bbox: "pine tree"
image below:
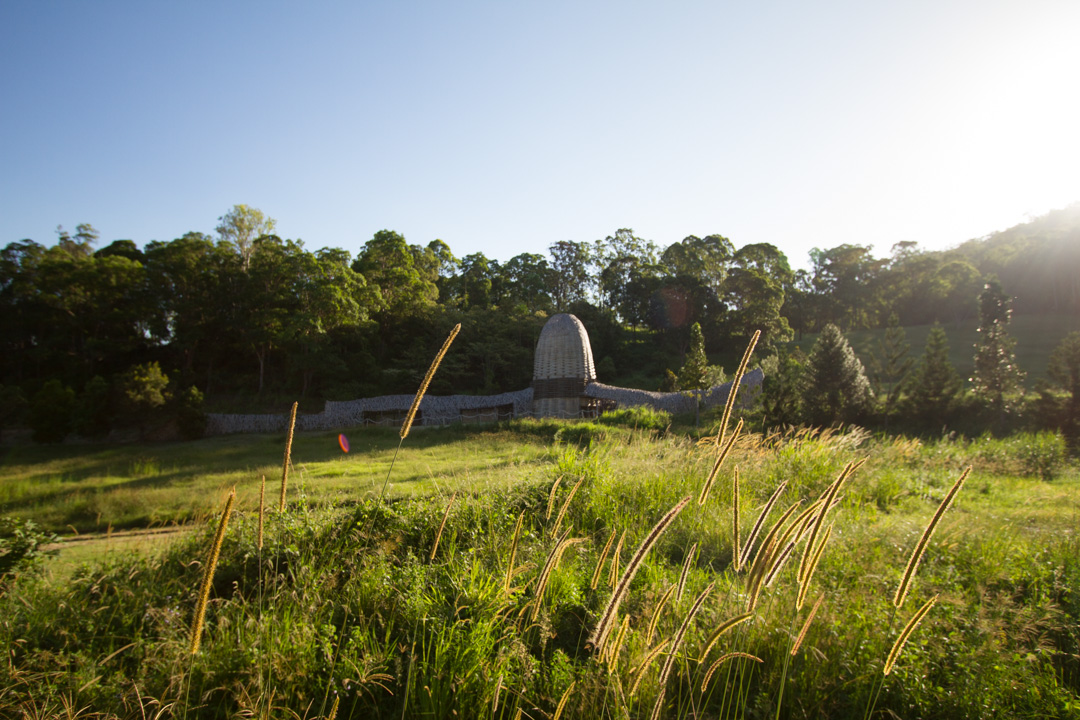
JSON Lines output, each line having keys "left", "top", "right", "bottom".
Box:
{"left": 971, "top": 278, "right": 1025, "bottom": 417}
{"left": 677, "top": 322, "right": 709, "bottom": 392}
{"left": 1047, "top": 331, "right": 1080, "bottom": 443}
{"left": 868, "top": 313, "right": 913, "bottom": 417}
{"left": 904, "top": 323, "right": 963, "bottom": 423}
{"left": 804, "top": 323, "right": 873, "bottom": 426}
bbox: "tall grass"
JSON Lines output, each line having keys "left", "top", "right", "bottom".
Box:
{"left": 0, "top": 420, "right": 1077, "bottom": 718}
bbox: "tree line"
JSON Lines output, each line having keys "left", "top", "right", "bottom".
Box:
{"left": 2, "top": 203, "right": 1078, "bottom": 443}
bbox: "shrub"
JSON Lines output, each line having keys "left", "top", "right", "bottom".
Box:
{"left": 0, "top": 517, "right": 57, "bottom": 592}
{"left": 27, "top": 379, "right": 76, "bottom": 443}
{"left": 597, "top": 405, "right": 671, "bottom": 432}
{"left": 73, "top": 375, "right": 114, "bottom": 439}
{"left": 175, "top": 385, "right": 208, "bottom": 440}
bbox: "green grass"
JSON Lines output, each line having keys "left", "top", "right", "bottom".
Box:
{"left": 0, "top": 422, "right": 556, "bottom": 533}
{"left": 1, "top": 421, "right": 1078, "bottom": 718}
{"left": 790, "top": 313, "right": 1080, "bottom": 388}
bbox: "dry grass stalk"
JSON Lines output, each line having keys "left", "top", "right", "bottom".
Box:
{"left": 552, "top": 681, "right": 575, "bottom": 720}
{"left": 650, "top": 583, "right": 714, "bottom": 720}
{"left": 629, "top": 639, "right": 669, "bottom": 696}
{"left": 589, "top": 497, "right": 691, "bottom": 654}
{"left": 797, "top": 524, "right": 833, "bottom": 611}
{"left": 491, "top": 674, "right": 503, "bottom": 717}
{"left": 698, "top": 419, "right": 743, "bottom": 505}
{"left": 550, "top": 478, "right": 583, "bottom": 539}
{"left": 701, "top": 652, "right": 763, "bottom": 693}
{"left": 762, "top": 500, "right": 810, "bottom": 587}
{"left": 606, "top": 615, "right": 631, "bottom": 671}
{"left": 739, "top": 482, "right": 789, "bottom": 569}
{"left": 646, "top": 584, "right": 677, "bottom": 645}
{"left": 698, "top": 611, "right": 754, "bottom": 660}
{"left": 429, "top": 492, "right": 457, "bottom": 562}
{"left": 608, "top": 529, "right": 626, "bottom": 589}
{"left": 504, "top": 511, "right": 525, "bottom": 594}
{"left": 791, "top": 594, "right": 824, "bottom": 656}
{"left": 546, "top": 476, "right": 563, "bottom": 520}
{"left": 531, "top": 530, "right": 583, "bottom": 622}
{"left": 400, "top": 323, "right": 461, "bottom": 440}
{"left": 257, "top": 475, "right": 265, "bottom": 550}
{"left": 327, "top": 695, "right": 339, "bottom": 720}
{"left": 189, "top": 488, "right": 235, "bottom": 655}
{"left": 590, "top": 527, "right": 617, "bottom": 590}
{"left": 676, "top": 543, "right": 697, "bottom": 602}
{"left": 278, "top": 401, "right": 298, "bottom": 512}
{"left": 745, "top": 536, "right": 775, "bottom": 612}
{"left": 763, "top": 540, "right": 797, "bottom": 588}
{"left": 732, "top": 466, "right": 741, "bottom": 570}
{"left": 799, "top": 461, "right": 859, "bottom": 584}
{"left": 715, "top": 330, "right": 760, "bottom": 448}
{"left": 746, "top": 498, "right": 801, "bottom": 579}
{"left": 884, "top": 594, "right": 938, "bottom": 675}
{"left": 894, "top": 467, "right": 971, "bottom": 609}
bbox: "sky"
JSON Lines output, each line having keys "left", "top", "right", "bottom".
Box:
{"left": 2, "top": 1, "right": 1078, "bottom": 270}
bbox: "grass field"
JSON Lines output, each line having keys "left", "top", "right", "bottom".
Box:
{"left": 788, "top": 313, "right": 1080, "bottom": 388}
{"left": 1, "top": 417, "right": 1079, "bottom": 718}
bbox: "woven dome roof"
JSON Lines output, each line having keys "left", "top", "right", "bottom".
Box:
{"left": 533, "top": 313, "right": 596, "bottom": 383}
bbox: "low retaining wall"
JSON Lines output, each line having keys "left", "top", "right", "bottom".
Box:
{"left": 204, "top": 369, "right": 764, "bottom": 436}
{"left": 586, "top": 368, "right": 764, "bottom": 415}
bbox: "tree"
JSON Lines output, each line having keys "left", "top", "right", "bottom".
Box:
{"left": 352, "top": 230, "right": 436, "bottom": 319}
{"left": 660, "top": 234, "right": 734, "bottom": 295}
{"left": 809, "top": 244, "right": 884, "bottom": 330}
{"left": 27, "top": 380, "right": 76, "bottom": 443}
{"left": 595, "top": 229, "right": 660, "bottom": 322}
{"left": 674, "top": 322, "right": 724, "bottom": 426}
{"left": 547, "top": 240, "right": 593, "bottom": 310}
{"left": 459, "top": 253, "right": 494, "bottom": 310}
{"left": 971, "top": 278, "right": 1025, "bottom": 417}
{"left": 903, "top": 323, "right": 963, "bottom": 424}
{"left": 724, "top": 243, "right": 795, "bottom": 351}
{"left": 803, "top": 324, "right": 874, "bottom": 426}
{"left": 500, "top": 253, "right": 553, "bottom": 313}
{"left": 758, "top": 349, "right": 806, "bottom": 428}
{"left": 1047, "top": 331, "right": 1080, "bottom": 442}
{"left": 119, "top": 362, "right": 170, "bottom": 438}
{"left": 73, "top": 375, "right": 113, "bottom": 439}
{"left": 867, "top": 314, "right": 914, "bottom": 417}
{"left": 215, "top": 204, "right": 277, "bottom": 271}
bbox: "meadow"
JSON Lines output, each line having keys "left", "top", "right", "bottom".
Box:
{"left": 1, "top": 410, "right": 1078, "bottom": 719}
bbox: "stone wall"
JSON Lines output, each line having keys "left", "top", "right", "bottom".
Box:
{"left": 586, "top": 368, "right": 764, "bottom": 415}
{"left": 206, "top": 388, "right": 534, "bottom": 436}
{"left": 204, "top": 369, "right": 763, "bottom": 436}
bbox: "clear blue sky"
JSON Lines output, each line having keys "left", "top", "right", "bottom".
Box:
{"left": 2, "top": 1, "right": 1077, "bottom": 269}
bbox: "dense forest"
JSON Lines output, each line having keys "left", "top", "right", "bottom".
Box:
{"left": 2, "top": 203, "right": 1079, "bottom": 443}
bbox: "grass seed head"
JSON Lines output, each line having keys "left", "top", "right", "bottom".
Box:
{"left": 190, "top": 487, "right": 235, "bottom": 655}
{"left": 401, "top": 323, "right": 460, "bottom": 440}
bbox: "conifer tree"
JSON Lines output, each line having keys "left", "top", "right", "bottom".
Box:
{"left": 971, "top": 278, "right": 1025, "bottom": 416}
{"left": 868, "top": 313, "right": 913, "bottom": 417}
{"left": 1047, "top": 331, "right": 1080, "bottom": 442}
{"left": 804, "top": 323, "right": 873, "bottom": 426}
{"left": 904, "top": 323, "right": 963, "bottom": 423}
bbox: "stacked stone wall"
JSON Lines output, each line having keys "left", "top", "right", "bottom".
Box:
{"left": 204, "top": 369, "right": 763, "bottom": 436}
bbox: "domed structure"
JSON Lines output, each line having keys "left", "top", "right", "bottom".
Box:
{"left": 532, "top": 313, "right": 598, "bottom": 418}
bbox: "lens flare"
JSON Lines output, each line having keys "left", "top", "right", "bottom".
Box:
{"left": 338, "top": 433, "right": 350, "bottom": 453}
